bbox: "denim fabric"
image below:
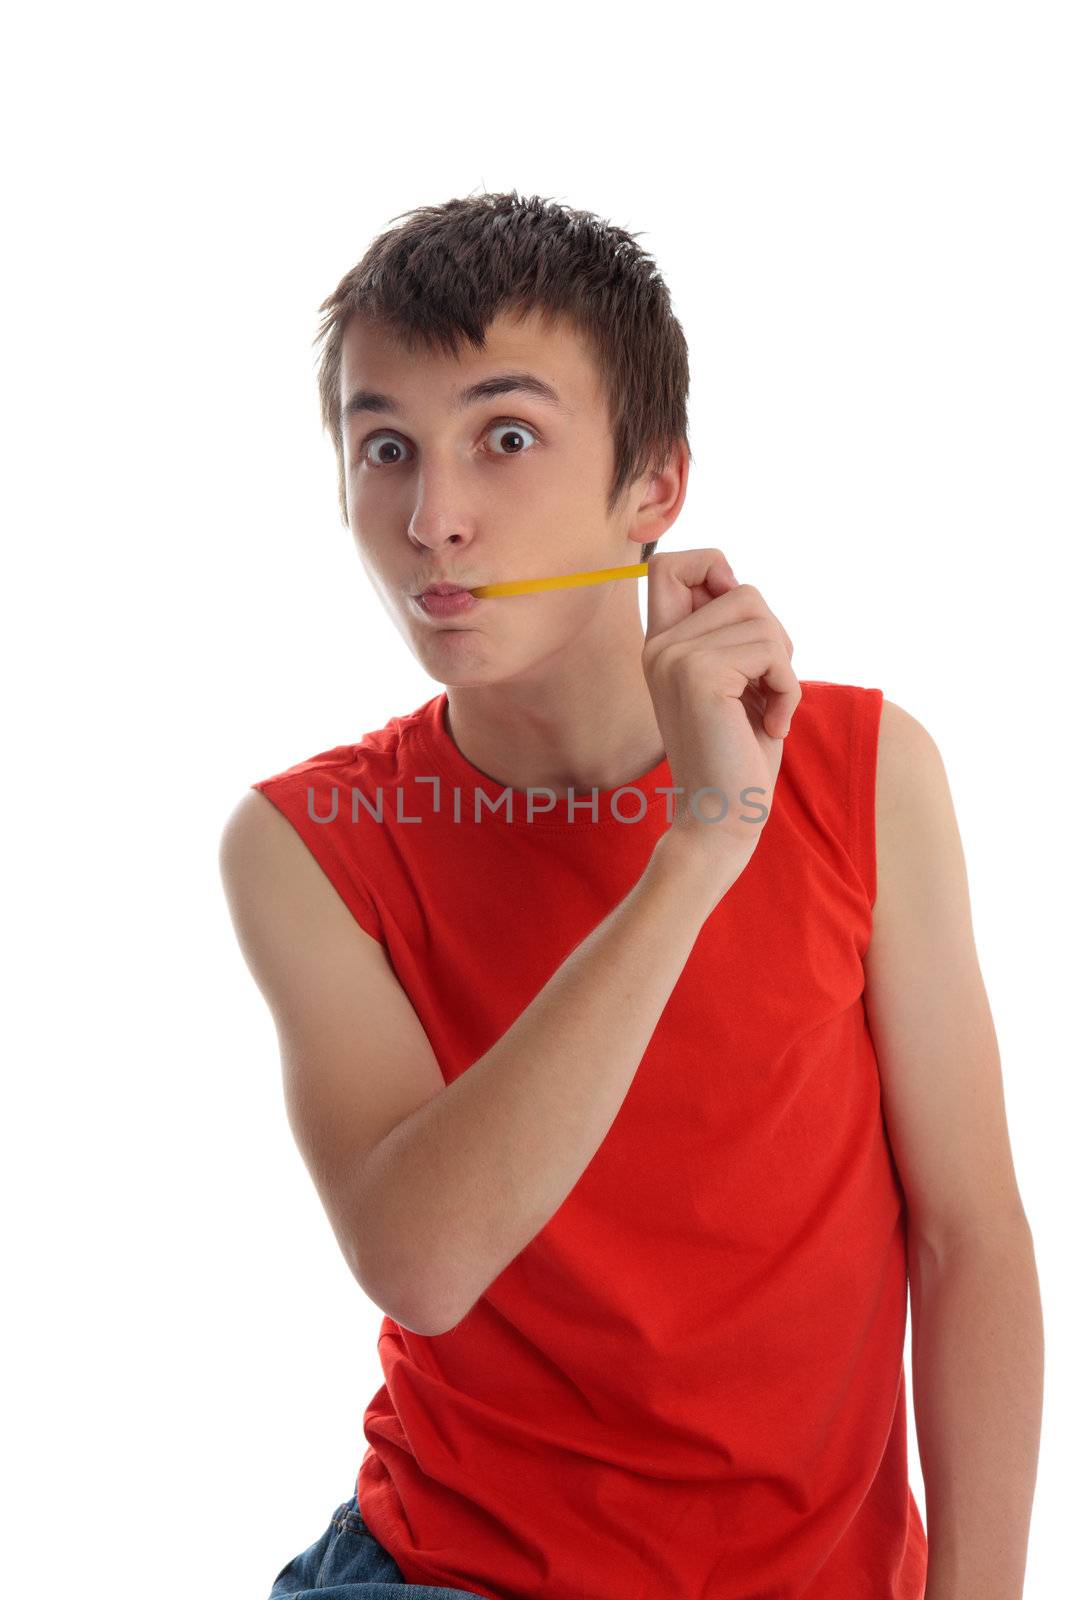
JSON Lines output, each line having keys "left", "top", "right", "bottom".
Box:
{"left": 267, "top": 1482, "right": 486, "bottom": 1598}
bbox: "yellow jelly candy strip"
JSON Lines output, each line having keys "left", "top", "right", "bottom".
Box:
{"left": 470, "top": 562, "right": 649, "bottom": 598}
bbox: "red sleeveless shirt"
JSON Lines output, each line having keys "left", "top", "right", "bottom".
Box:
{"left": 251, "top": 679, "right": 928, "bottom": 1600}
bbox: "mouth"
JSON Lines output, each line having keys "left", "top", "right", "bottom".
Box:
{"left": 411, "top": 584, "right": 483, "bottom": 619}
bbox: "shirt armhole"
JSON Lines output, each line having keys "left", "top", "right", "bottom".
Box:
{"left": 848, "top": 686, "right": 884, "bottom": 914}
{"left": 249, "top": 776, "right": 386, "bottom": 945}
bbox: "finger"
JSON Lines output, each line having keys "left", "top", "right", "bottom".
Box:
{"left": 645, "top": 548, "right": 738, "bottom": 642}
{"left": 676, "top": 632, "right": 801, "bottom": 737}
{"left": 757, "top": 654, "right": 803, "bottom": 736}
{"left": 647, "top": 582, "right": 790, "bottom": 658}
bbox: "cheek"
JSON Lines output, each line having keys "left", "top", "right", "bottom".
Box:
{"left": 514, "top": 594, "right": 599, "bottom": 639}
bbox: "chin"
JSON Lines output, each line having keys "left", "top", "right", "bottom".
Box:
{"left": 425, "top": 651, "right": 546, "bottom": 694}
{"left": 410, "top": 633, "right": 500, "bottom": 683}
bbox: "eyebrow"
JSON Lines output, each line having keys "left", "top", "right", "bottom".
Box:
{"left": 341, "top": 370, "right": 568, "bottom": 426}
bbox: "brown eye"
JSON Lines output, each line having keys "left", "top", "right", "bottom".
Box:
{"left": 365, "top": 435, "right": 409, "bottom": 467}
{"left": 487, "top": 422, "right": 536, "bottom": 455}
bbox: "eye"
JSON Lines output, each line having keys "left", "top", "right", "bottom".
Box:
{"left": 485, "top": 420, "right": 537, "bottom": 456}
{"left": 364, "top": 434, "right": 410, "bottom": 468}
{"left": 361, "top": 419, "right": 538, "bottom": 469}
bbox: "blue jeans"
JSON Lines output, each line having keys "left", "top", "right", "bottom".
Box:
{"left": 267, "top": 1481, "right": 487, "bottom": 1598}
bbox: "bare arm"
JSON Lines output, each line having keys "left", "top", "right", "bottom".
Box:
{"left": 863, "top": 700, "right": 1043, "bottom": 1597}
{"left": 220, "top": 790, "right": 742, "bottom": 1337}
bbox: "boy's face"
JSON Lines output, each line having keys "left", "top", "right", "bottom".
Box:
{"left": 338, "top": 304, "right": 684, "bottom": 686}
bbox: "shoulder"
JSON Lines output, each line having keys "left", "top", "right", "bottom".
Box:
{"left": 794, "top": 676, "right": 881, "bottom": 732}
{"left": 217, "top": 705, "right": 431, "bottom": 946}
{"left": 784, "top": 685, "right": 938, "bottom": 903}
{"left": 866, "top": 696, "right": 967, "bottom": 936}
{"left": 877, "top": 696, "right": 941, "bottom": 765}
{"left": 786, "top": 679, "right": 882, "bottom": 792}
{"left": 217, "top": 787, "right": 317, "bottom": 910}
{"left": 872, "top": 698, "right": 952, "bottom": 861}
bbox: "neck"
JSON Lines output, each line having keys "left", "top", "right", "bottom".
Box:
{"left": 442, "top": 604, "right": 665, "bottom": 798}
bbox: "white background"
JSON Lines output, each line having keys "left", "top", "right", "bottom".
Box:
{"left": 4, "top": 3, "right": 1062, "bottom": 1594}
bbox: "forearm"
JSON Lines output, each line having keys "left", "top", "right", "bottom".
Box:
{"left": 909, "top": 1220, "right": 1043, "bottom": 1600}
{"left": 353, "top": 831, "right": 745, "bottom": 1335}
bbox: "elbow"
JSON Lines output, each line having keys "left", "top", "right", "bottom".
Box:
{"left": 340, "top": 1225, "right": 466, "bottom": 1339}
{"left": 363, "top": 1276, "right": 467, "bottom": 1339}
{"left": 907, "top": 1206, "right": 1036, "bottom": 1273}
{"left": 381, "top": 1270, "right": 473, "bottom": 1338}
{"left": 338, "top": 1145, "right": 476, "bottom": 1339}
{"left": 401, "top": 1304, "right": 467, "bottom": 1338}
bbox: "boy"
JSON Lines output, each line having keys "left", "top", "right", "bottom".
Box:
{"left": 219, "top": 191, "right": 1041, "bottom": 1600}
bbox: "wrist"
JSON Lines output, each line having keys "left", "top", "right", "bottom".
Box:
{"left": 650, "top": 824, "right": 753, "bottom": 896}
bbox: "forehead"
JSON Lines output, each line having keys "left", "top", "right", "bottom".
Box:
{"left": 339, "top": 305, "right": 602, "bottom": 414}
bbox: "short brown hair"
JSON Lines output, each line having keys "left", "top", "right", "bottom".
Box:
{"left": 313, "top": 190, "right": 693, "bottom": 565}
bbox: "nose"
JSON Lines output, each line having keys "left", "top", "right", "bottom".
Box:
{"left": 407, "top": 481, "right": 477, "bottom": 554}
{"left": 408, "top": 523, "right": 469, "bottom": 552}
{"left": 401, "top": 434, "right": 492, "bottom": 565}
